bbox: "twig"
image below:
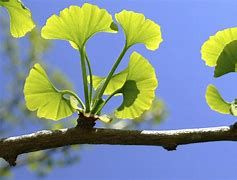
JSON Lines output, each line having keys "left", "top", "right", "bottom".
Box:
{"left": 1, "top": 123, "right": 237, "bottom": 166}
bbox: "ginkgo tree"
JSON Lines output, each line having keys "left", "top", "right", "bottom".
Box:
{"left": 23, "top": 3, "right": 162, "bottom": 126}
{"left": 3, "top": 0, "right": 237, "bottom": 172}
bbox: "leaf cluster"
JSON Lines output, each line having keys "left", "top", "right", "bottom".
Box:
{"left": 2, "top": 2, "right": 163, "bottom": 124}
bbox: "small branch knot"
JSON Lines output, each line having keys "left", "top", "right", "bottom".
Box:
{"left": 76, "top": 113, "right": 98, "bottom": 128}
{"left": 3, "top": 155, "right": 17, "bottom": 166}
{"left": 163, "top": 144, "right": 177, "bottom": 151}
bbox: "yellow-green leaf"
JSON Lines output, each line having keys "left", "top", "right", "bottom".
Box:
{"left": 115, "top": 10, "right": 163, "bottom": 50}
{"left": 115, "top": 52, "right": 158, "bottom": 119}
{"left": 0, "top": 0, "right": 35, "bottom": 37}
{"left": 205, "top": 84, "right": 231, "bottom": 114}
{"left": 41, "top": 3, "right": 117, "bottom": 50}
{"left": 69, "top": 96, "right": 82, "bottom": 112}
{"left": 24, "top": 63, "right": 76, "bottom": 120}
{"left": 201, "top": 27, "right": 237, "bottom": 67}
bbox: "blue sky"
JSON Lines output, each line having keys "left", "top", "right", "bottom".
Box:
{"left": 2, "top": 0, "right": 237, "bottom": 179}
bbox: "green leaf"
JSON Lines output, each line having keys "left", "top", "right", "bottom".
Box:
{"left": 24, "top": 63, "right": 76, "bottom": 120}
{"left": 115, "top": 52, "right": 158, "bottom": 119}
{"left": 69, "top": 96, "right": 82, "bottom": 112}
{"left": 205, "top": 84, "right": 231, "bottom": 114}
{"left": 41, "top": 3, "right": 117, "bottom": 50}
{"left": 214, "top": 40, "right": 237, "bottom": 77}
{"left": 115, "top": 10, "right": 163, "bottom": 50}
{"left": 201, "top": 28, "right": 237, "bottom": 77}
{"left": 89, "top": 69, "right": 128, "bottom": 95}
{"left": 0, "top": 0, "right": 35, "bottom": 37}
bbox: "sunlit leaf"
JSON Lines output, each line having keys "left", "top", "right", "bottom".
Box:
{"left": 0, "top": 0, "right": 35, "bottom": 37}
{"left": 41, "top": 3, "right": 117, "bottom": 50}
{"left": 24, "top": 63, "right": 76, "bottom": 120}
{"left": 89, "top": 69, "right": 128, "bottom": 95}
{"left": 115, "top": 52, "right": 158, "bottom": 119}
{"left": 201, "top": 28, "right": 237, "bottom": 77}
{"left": 201, "top": 28, "right": 237, "bottom": 67}
{"left": 69, "top": 96, "right": 82, "bottom": 112}
{"left": 115, "top": 10, "right": 162, "bottom": 50}
{"left": 205, "top": 84, "right": 231, "bottom": 114}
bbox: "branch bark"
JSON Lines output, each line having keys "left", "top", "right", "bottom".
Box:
{"left": 1, "top": 124, "right": 237, "bottom": 166}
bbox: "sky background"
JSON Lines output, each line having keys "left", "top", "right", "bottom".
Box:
{"left": 2, "top": 0, "right": 237, "bottom": 179}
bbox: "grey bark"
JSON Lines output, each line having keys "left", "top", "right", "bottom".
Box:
{"left": 1, "top": 123, "right": 237, "bottom": 166}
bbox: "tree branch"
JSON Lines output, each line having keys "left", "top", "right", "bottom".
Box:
{"left": 1, "top": 123, "right": 237, "bottom": 166}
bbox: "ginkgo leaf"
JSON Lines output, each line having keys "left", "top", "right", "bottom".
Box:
{"left": 214, "top": 40, "right": 237, "bottom": 77}
{"left": 115, "top": 52, "right": 158, "bottom": 119}
{"left": 89, "top": 69, "right": 128, "bottom": 95}
{"left": 0, "top": 0, "right": 35, "bottom": 37}
{"left": 41, "top": 3, "right": 117, "bottom": 50}
{"left": 205, "top": 84, "right": 231, "bottom": 114}
{"left": 115, "top": 10, "right": 163, "bottom": 50}
{"left": 201, "top": 28, "right": 237, "bottom": 77}
{"left": 69, "top": 96, "right": 82, "bottom": 112}
{"left": 24, "top": 63, "right": 76, "bottom": 120}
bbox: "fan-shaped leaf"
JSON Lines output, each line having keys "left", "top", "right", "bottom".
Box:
{"left": 24, "top": 64, "right": 76, "bottom": 120}
{"left": 201, "top": 28, "right": 237, "bottom": 77}
{"left": 41, "top": 3, "right": 117, "bottom": 50}
{"left": 69, "top": 96, "right": 82, "bottom": 112}
{"left": 214, "top": 40, "right": 237, "bottom": 77}
{"left": 115, "top": 52, "right": 158, "bottom": 119}
{"left": 201, "top": 28, "right": 237, "bottom": 67}
{"left": 205, "top": 84, "right": 231, "bottom": 114}
{"left": 115, "top": 10, "right": 163, "bottom": 50}
{"left": 0, "top": 0, "right": 35, "bottom": 37}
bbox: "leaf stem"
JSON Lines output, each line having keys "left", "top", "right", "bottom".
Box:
{"left": 79, "top": 47, "right": 90, "bottom": 112}
{"left": 85, "top": 52, "right": 93, "bottom": 106}
{"left": 95, "top": 89, "right": 121, "bottom": 114}
{"left": 61, "top": 90, "right": 85, "bottom": 109}
{"left": 91, "top": 45, "right": 128, "bottom": 114}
